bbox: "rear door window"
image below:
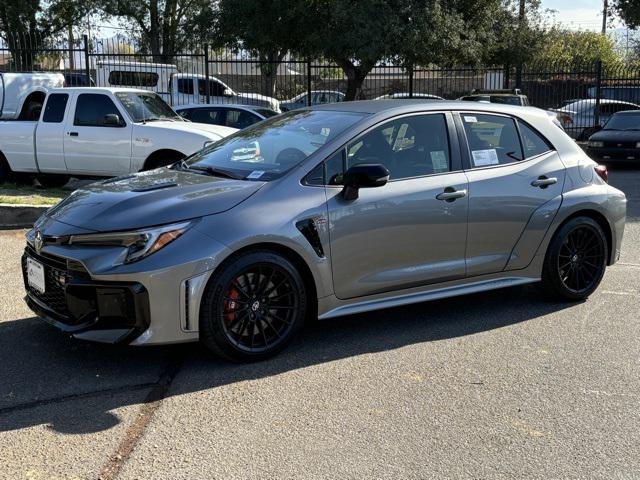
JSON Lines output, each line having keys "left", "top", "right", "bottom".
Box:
{"left": 518, "top": 121, "right": 552, "bottom": 158}
{"left": 190, "top": 108, "right": 224, "bottom": 125}
{"left": 177, "top": 78, "right": 194, "bottom": 95}
{"left": 461, "top": 113, "right": 523, "bottom": 167}
{"left": 42, "top": 93, "right": 68, "bottom": 123}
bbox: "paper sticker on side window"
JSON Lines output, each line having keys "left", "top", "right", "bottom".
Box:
{"left": 464, "top": 116, "right": 478, "bottom": 123}
{"left": 430, "top": 151, "right": 448, "bottom": 172}
{"left": 471, "top": 149, "right": 499, "bottom": 167}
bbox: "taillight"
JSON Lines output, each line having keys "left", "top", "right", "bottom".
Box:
{"left": 595, "top": 164, "right": 608, "bottom": 183}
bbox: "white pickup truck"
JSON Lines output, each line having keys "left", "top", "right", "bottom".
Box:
{"left": 0, "top": 87, "right": 237, "bottom": 186}
{"left": 0, "top": 72, "right": 65, "bottom": 121}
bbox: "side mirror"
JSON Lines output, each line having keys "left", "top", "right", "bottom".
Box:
{"left": 223, "top": 88, "right": 233, "bottom": 97}
{"left": 341, "top": 163, "right": 389, "bottom": 201}
{"left": 104, "top": 113, "right": 122, "bottom": 126}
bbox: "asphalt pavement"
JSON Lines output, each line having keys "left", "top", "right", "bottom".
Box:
{"left": 0, "top": 167, "right": 638, "bottom": 479}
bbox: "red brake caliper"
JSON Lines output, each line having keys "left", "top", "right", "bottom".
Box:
{"left": 224, "top": 286, "right": 241, "bottom": 326}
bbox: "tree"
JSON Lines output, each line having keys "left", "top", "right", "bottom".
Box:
{"left": 101, "top": 0, "right": 216, "bottom": 62}
{"left": 215, "top": 0, "right": 308, "bottom": 98}
{"left": 0, "top": 0, "right": 47, "bottom": 69}
{"left": 613, "top": 0, "right": 640, "bottom": 28}
{"left": 303, "top": 0, "right": 510, "bottom": 100}
{"left": 531, "top": 28, "right": 624, "bottom": 70}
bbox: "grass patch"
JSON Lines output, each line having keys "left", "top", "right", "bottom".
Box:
{"left": 0, "top": 183, "right": 68, "bottom": 206}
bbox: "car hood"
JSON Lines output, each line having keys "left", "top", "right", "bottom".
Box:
{"left": 589, "top": 129, "right": 640, "bottom": 142}
{"left": 44, "top": 169, "right": 264, "bottom": 232}
{"left": 141, "top": 120, "right": 238, "bottom": 139}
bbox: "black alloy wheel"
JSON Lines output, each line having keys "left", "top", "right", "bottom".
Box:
{"left": 542, "top": 217, "right": 607, "bottom": 300}
{"left": 200, "top": 250, "right": 307, "bottom": 361}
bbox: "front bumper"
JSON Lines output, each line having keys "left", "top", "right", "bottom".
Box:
{"left": 22, "top": 245, "right": 151, "bottom": 344}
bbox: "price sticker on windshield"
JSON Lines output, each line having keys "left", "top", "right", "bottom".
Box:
{"left": 247, "top": 170, "right": 265, "bottom": 179}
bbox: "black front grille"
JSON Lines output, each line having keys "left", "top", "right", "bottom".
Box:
{"left": 603, "top": 141, "right": 637, "bottom": 148}
{"left": 21, "top": 246, "right": 89, "bottom": 322}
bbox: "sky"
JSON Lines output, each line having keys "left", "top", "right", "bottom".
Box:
{"left": 541, "top": 0, "right": 615, "bottom": 31}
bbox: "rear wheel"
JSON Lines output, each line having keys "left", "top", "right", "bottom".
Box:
{"left": 36, "top": 174, "right": 70, "bottom": 189}
{"left": 541, "top": 217, "right": 607, "bottom": 300}
{"left": 199, "top": 250, "right": 308, "bottom": 362}
{"left": 0, "top": 155, "right": 12, "bottom": 184}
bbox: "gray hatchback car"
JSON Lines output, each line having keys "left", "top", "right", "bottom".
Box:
{"left": 22, "top": 101, "right": 626, "bottom": 361}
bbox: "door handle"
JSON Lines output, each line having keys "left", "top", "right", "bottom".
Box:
{"left": 67, "top": 132, "right": 79, "bottom": 137}
{"left": 436, "top": 187, "right": 467, "bottom": 202}
{"left": 531, "top": 176, "right": 557, "bottom": 188}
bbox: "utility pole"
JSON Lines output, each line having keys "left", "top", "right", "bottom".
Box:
{"left": 602, "top": 0, "right": 608, "bottom": 35}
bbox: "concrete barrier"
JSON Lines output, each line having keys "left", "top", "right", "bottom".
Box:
{"left": 0, "top": 204, "right": 48, "bottom": 229}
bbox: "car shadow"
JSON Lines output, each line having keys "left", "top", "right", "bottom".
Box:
{"left": 0, "top": 284, "right": 575, "bottom": 434}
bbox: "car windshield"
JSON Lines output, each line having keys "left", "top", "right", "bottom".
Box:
{"left": 115, "top": 92, "right": 182, "bottom": 122}
{"left": 185, "top": 110, "right": 366, "bottom": 181}
{"left": 603, "top": 112, "right": 640, "bottom": 130}
{"left": 489, "top": 96, "right": 521, "bottom": 105}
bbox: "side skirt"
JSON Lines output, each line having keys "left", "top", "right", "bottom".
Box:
{"left": 318, "top": 276, "right": 540, "bottom": 320}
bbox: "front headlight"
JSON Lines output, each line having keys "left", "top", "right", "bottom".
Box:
{"left": 68, "top": 221, "right": 193, "bottom": 263}
{"left": 589, "top": 141, "right": 604, "bottom": 148}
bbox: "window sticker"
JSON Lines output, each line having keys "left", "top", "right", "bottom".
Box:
{"left": 464, "top": 115, "right": 478, "bottom": 123}
{"left": 471, "top": 149, "right": 499, "bottom": 167}
{"left": 430, "top": 151, "right": 448, "bottom": 172}
{"left": 246, "top": 170, "right": 265, "bottom": 179}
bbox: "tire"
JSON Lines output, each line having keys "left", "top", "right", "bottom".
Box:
{"left": 36, "top": 175, "right": 70, "bottom": 189}
{"left": 541, "top": 216, "right": 608, "bottom": 301}
{"left": 199, "top": 250, "right": 308, "bottom": 362}
{"left": 143, "top": 152, "right": 185, "bottom": 171}
{"left": 0, "top": 155, "right": 12, "bottom": 184}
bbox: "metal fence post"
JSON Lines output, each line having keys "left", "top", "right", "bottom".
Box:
{"left": 83, "top": 35, "right": 90, "bottom": 80}
{"left": 306, "top": 59, "right": 312, "bottom": 107}
{"left": 204, "top": 44, "right": 210, "bottom": 104}
{"left": 594, "top": 60, "right": 603, "bottom": 128}
{"left": 408, "top": 65, "right": 414, "bottom": 98}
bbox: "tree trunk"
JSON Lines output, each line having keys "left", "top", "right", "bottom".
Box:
{"left": 336, "top": 59, "right": 371, "bottom": 101}
{"left": 148, "top": 0, "right": 162, "bottom": 61}
{"left": 68, "top": 25, "right": 75, "bottom": 70}
{"left": 259, "top": 50, "right": 286, "bottom": 98}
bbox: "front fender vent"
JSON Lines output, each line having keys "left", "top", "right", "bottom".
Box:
{"left": 296, "top": 218, "right": 325, "bottom": 258}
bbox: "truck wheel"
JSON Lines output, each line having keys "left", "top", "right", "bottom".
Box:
{"left": 0, "top": 155, "right": 13, "bottom": 184}
{"left": 37, "top": 175, "right": 70, "bottom": 189}
{"left": 143, "top": 151, "right": 186, "bottom": 171}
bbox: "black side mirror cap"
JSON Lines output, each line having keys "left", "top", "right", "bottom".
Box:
{"left": 104, "top": 114, "right": 122, "bottom": 126}
{"left": 341, "top": 163, "right": 389, "bottom": 201}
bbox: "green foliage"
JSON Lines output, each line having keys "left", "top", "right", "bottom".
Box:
{"left": 531, "top": 28, "right": 625, "bottom": 70}
{"left": 613, "top": 0, "right": 640, "bottom": 28}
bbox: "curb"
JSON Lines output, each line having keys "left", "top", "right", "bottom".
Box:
{"left": 0, "top": 204, "right": 48, "bottom": 229}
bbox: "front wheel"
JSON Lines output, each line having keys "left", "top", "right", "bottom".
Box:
{"left": 541, "top": 217, "right": 608, "bottom": 301}
{"left": 199, "top": 250, "right": 308, "bottom": 362}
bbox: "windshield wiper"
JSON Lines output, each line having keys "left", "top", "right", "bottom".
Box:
{"left": 187, "top": 165, "right": 242, "bottom": 180}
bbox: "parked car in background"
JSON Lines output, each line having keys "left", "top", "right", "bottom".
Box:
{"left": 0, "top": 87, "right": 236, "bottom": 187}
{"left": 280, "top": 90, "right": 345, "bottom": 111}
{"left": 586, "top": 110, "right": 640, "bottom": 162}
{"left": 63, "top": 72, "right": 95, "bottom": 87}
{"left": 551, "top": 99, "right": 640, "bottom": 140}
{"left": 459, "top": 89, "right": 530, "bottom": 106}
{"left": 588, "top": 85, "right": 640, "bottom": 104}
{"left": 0, "top": 72, "right": 65, "bottom": 121}
{"left": 21, "top": 101, "right": 625, "bottom": 362}
{"left": 374, "top": 92, "right": 443, "bottom": 100}
{"left": 169, "top": 73, "right": 281, "bottom": 111}
{"left": 96, "top": 60, "right": 177, "bottom": 98}
{"left": 176, "top": 104, "right": 278, "bottom": 129}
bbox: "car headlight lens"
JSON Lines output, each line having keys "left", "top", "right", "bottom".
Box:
{"left": 589, "top": 141, "right": 604, "bottom": 148}
{"left": 68, "top": 221, "right": 193, "bottom": 263}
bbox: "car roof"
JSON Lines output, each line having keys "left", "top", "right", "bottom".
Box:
{"left": 49, "top": 87, "right": 154, "bottom": 95}
{"left": 309, "top": 99, "right": 543, "bottom": 116}
{"left": 613, "top": 109, "right": 640, "bottom": 114}
{"left": 174, "top": 103, "right": 270, "bottom": 112}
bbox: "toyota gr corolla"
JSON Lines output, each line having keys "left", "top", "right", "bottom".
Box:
{"left": 22, "top": 101, "right": 626, "bottom": 361}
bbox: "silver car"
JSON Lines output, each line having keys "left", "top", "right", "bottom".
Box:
{"left": 22, "top": 101, "right": 627, "bottom": 361}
